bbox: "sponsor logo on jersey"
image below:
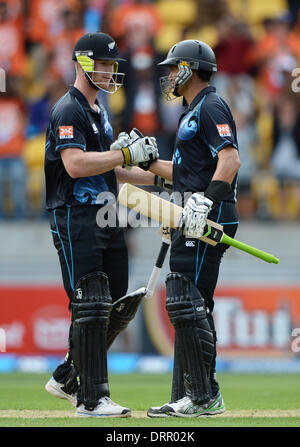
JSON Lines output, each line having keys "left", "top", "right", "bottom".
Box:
{"left": 185, "top": 240, "right": 195, "bottom": 247}
{"left": 216, "top": 124, "right": 231, "bottom": 137}
{"left": 92, "top": 122, "right": 99, "bottom": 134}
{"left": 59, "top": 126, "right": 74, "bottom": 139}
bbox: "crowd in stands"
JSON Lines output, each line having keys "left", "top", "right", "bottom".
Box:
{"left": 1, "top": 0, "right": 300, "bottom": 220}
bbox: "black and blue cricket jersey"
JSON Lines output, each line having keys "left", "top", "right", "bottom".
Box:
{"left": 172, "top": 86, "right": 238, "bottom": 202}
{"left": 44, "top": 86, "right": 116, "bottom": 210}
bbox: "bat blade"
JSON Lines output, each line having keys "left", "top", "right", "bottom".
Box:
{"left": 118, "top": 183, "right": 221, "bottom": 246}
{"left": 117, "top": 183, "right": 279, "bottom": 264}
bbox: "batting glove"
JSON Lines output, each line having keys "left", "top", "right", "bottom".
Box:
{"left": 121, "top": 133, "right": 158, "bottom": 166}
{"left": 110, "top": 132, "right": 131, "bottom": 151}
{"left": 178, "top": 193, "right": 213, "bottom": 238}
{"left": 128, "top": 129, "right": 159, "bottom": 170}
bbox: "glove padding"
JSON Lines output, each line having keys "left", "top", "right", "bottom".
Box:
{"left": 130, "top": 128, "right": 158, "bottom": 170}
{"left": 111, "top": 129, "right": 158, "bottom": 168}
{"left": 110, "top": 132, "right": 133, "bottom": 170}
{"left": 178, "top": 193, "right": 213, "bottom": 238}
{"left": 110, "top": 132, "right": 131, "bottom": 151}
{"left": 123, "top": 132, "right": 158, "bottom": 165}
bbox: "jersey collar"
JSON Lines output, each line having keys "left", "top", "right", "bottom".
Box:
{"left": 188, "top": 85, "right": 216, "bottom": 111}
{"left": 69, "top": 85, "right": 100, "bottom": 113}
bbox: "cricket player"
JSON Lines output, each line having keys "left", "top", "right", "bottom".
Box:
{"left": 145, "top": 39, "right": 241, "bottom": 417}
{"left": 44, "top": 32, "right": 159, "bottom": 417}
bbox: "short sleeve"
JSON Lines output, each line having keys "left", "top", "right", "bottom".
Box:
{"left": 52, "top": 104, "right": 87, "bottom": 152}
{"left": 200, "top": 100, "right": 238, "bottom": 158}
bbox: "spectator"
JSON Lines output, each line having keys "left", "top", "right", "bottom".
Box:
{"left": 287, "top": 0, "right": 300, "bottom": 27}
{"left": 212, "top": 16, "right": 257, "bottom": 196}
{"left": 0, "top": 0, "right": 298, "bottom": 221}
{"left": 44, "top": 8, "right": 84, "bottom": 85}
{"left": 108, "top": 0, "right": 163, "bottom": 50}
{"left": 83, "top": 0, "right": 106, "bottom": 32}
{"left": 192, "top": 0, "right": 230, "bottom": 29}
{"left": 26, "top": 0, "right": 85, "bottom": 44}
{"left": 247, "top": 14, "right": 300, "bottom": 103}
{"left": 213, "top": 15, "right": 254, "bottom": 77}
{"left": 0, "top": 77, "right": 27, "bottom": 219}
{"left": 117, "top": 23, "right": 176, "bottom": 161}
{"left": 26, "top": 0, "right": 68, "bottom": 45}
{"left": 0, "top": 0, "right": 26, "bottom": 76}
{"left": 271, "top": 92, "right": 300, "bottom": 181}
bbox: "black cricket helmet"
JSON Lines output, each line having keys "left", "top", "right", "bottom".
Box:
{"left": 72, "top": 32, "right": 126, "bottom": 93}
{"left": 158, "top": 39, "right": 217, "bottom": 100}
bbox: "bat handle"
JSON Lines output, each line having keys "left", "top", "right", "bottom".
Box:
{"left": 155, "top": 240, "right": 170, "bottom": 268}
{"left": 145, "top": 240, "right": 170, "bottom": 298}
{"left": 221, "top": 234, "right": 279, "bottom": 264}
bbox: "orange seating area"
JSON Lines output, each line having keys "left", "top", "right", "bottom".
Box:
{"left": 0, "top": 0, "right": 299, "bottom": 220}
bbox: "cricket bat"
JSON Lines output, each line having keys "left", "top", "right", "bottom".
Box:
{"left": 144, "top": 227, "right": 170, "bottom": 298}
{"left": 117, "top": 183, "right": 279, "bottom": 264}
{"left": 112, "top": 227, "right": 170, "bottom": 309}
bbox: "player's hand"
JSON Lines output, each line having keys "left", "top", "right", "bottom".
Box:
{"left": 110, "top": 132, "right": 131, "bottom": 151}
{"left": 178, "top": 193, "right": 213, "bottom": 238}
{"left": 129, "top": 129, "right": 159, "bottom": 170}
{"left": 122, "top": 132, "right": 158, "bottom": 166}
{"left": 110, "top": 131, "right": 134, "bottom": 170}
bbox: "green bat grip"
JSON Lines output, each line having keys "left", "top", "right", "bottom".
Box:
{"left": 221, "top": 234, "right": 279, "bottom": 264}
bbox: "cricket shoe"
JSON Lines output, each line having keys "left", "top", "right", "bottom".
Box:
{"left": 147, "top": 393, "right": 225, "bottom": 418}
{"left": 147, "top": 396, "right": 189, "bottom": 418}
{"left": 76, "top": 396, "right": 131, "bottom": 418}
{"left": 45, "top": 377, "right": 77, "bottom": 407}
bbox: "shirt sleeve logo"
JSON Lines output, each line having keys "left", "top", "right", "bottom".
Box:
{"left": 59, "top": 126, "right": 74, "bottom": 139}
{"left": 216, "top": 124, "right": 231, "bottom": 137}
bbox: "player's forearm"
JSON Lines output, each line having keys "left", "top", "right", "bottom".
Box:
{"left": 149, "top": 160, "right": 173, "bottom": 181}
{"left": 115, "top": 166, "right": 155, "bottom": 185}
{"left": 212, "top": 149, "right": 241, "bottom": 184}
{"left": 64, "top": 150, "right": 124, "bottom": 178}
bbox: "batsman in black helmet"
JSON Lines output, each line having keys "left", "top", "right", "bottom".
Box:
{"left": 146, "top": 40, "right": 241, "bottom": 417}
{"left": 44, "top": 32, "right": 160, "bottom": 417}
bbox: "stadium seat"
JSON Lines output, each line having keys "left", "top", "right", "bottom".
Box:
{"left": 23, "top": 134, "right": 46, "bottom": 214}
{"left": 156, "top": 0, "right": 197, "bottom": 25}
{"left": 183, "top": 25, "right": 218, "bottom": 49}
{"left": 228, "top": 0, "right": 288, "bottom": 24}
{"left": 155, "top": 24, "right": 186, "bottom": 52}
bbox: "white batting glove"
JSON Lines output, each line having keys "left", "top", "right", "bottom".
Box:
{"left": 110, "top": 132, "right": 135, "bottom": 170}
{"left": 129, "top": 128, "right": 143, "bottom": 142}
{"left": 178, "top": 193, "right": 213, "bottom": 238}
{"left": 121, "top": 134, "right": 158, "bottom": 165}
{"left": 110, "top": 132, "right": 131, "bottom": 151}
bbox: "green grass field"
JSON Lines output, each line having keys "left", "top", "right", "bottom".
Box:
{"left": 0, "top": 372, "right": 299, "bottom": 427}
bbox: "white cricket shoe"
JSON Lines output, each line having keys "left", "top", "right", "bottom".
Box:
{"left": 147, "top": 393, "right": 225, "bottom": 418}
{"left": 76, "top": 396, "right": 131, "bottom": 418}
{"left": 147, "top": 396, "right": 190, "bottom": 418}
{"left": 45, "top": 377, "right": 77, "bottom": 407}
